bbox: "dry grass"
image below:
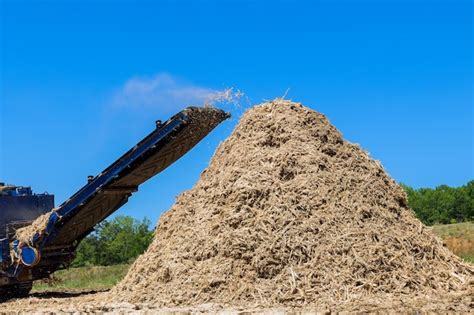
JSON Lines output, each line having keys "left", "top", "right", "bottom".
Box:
{"left": 431, "top": 222, "right": 474, "bottom": 263}
{"left": 33, "top": 265, "right": 129, "bottom": 292}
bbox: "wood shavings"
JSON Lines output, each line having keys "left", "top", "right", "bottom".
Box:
{"left": 109, "top": 100, "right": 473, "bottom": 311}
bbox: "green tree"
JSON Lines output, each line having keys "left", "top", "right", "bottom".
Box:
{"left": 402, "top": 180, "right": 474, "bottom": 225}
{"left": 72, "top": 216, "right": 153, "bottom": 267}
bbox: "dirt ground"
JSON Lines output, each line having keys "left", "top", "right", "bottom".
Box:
{"left": 1, "top": 288, "right": 473, "bottom": 314}
{"left": 0, "top": 291, "right": 295, "bottom": 314}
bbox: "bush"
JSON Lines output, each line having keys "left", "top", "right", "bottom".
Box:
{"left": 72, "top": 215, "right": 153, "bottom": 267}
{"left": 402, "top": 180, "right": 474, "bottom": 225}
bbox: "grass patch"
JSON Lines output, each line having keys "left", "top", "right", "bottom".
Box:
{"left": 33, "top": 264, "right": 130, "bottom": 292}
{"left": 431, "top": 222, "right": 474, "bottom": 264}
{"left": 431, "top": 222, "right": 474, "bottom": 239}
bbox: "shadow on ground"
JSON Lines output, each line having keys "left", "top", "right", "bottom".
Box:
{"left": 29, "top": 289, "right": 107, "bottom": 299}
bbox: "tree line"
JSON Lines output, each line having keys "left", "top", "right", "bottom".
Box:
{"left": 402, "top": 180, "right": 473, "bottom": 225}
{"left": 73, "top": 180, "right": 473, "bottom": 266}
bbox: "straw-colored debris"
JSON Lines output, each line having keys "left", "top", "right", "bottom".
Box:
{"left": 108, "top": 100, "right": 473, "bottom": 311}
{"left": 14, "top": 212, "right": 52, "bottom": 244}
{"left": 0, "top": 289, "right": 472, "bottom": 313}
{"left": 0, "top": 185, "right": 16, "bottom": 192}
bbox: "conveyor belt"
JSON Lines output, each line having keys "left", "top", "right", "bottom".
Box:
{"left": 43, "top": 107, "right": 229, "bottom": 247}
{"left": 1, "top": 107, "right": 228, "bottom": 284}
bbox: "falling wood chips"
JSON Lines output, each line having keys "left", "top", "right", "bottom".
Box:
{"left": 14, "top": 212, "right": 53, "bottom": 245}
{"left": 107, "top": 100, "right": 473, "bottom": 311}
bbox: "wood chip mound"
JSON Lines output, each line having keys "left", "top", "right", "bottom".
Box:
{"left": 108, "top": 100, "right": 472, "bottom": 310}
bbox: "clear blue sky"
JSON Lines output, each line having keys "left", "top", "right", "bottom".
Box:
{"left": 1, "top": 0, "right": 472, "bottom": 225}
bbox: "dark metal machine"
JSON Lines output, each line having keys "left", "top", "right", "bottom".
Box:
{"left": 0, "top": 185, "right": 54, "bottom": 242}
{"left": 0, "top": 107, "right": 229, "bottom": 298}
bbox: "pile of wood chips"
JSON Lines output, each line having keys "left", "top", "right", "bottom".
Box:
{"left": 108, "top": 100, "right": 471, "bottom": 311}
